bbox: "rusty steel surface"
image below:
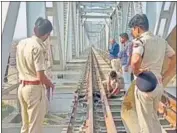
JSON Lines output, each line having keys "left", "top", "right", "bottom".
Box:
{"left": 86, "top": 54, "right": 94, "bottom": 133}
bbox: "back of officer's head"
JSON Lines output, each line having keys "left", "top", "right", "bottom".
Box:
{"left": 128, "top": 14, "right": 149, "bottom": 38}
{"left": 110, "top": 71, "right": 117, "bottom": 79}
{"left": 129, "top": 14, "right": 149, "bottom": 31}
{"left": 34, "top": 17, "right": 53, "bottom": 41}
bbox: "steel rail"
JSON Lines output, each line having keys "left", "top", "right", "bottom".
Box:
{"left": 86, "top": 53, "right": 94, "bottom": 133}
{"left": 91, "top": 48, "right": 117, "bottom": 133}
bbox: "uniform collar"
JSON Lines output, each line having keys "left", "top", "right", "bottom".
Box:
{"left": 32, "top": 35, "right": 43, "bottom": 43}
{"left": 140, "top": 31, "right": 153, "bottom": 38}
{"left": 32, "top": 35, "right": 46, "bottom": 50}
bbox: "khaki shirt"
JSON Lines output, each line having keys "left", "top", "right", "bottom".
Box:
{"left": 132, "top": 31, "right": 175, "bottom": 78}
{"left": 16, "top": 36, "right": 46, "bottom": 81}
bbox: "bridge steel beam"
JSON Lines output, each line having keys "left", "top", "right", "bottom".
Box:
{"left": 154, "top": 2, "right": 176, "bottom": 38}
{"left": 82, "top": 25, "right": 85, "bottom": 53}
{"left": 67, "top": 2, "right": 73, "bottom": 62}
{"left": 81, "top": 15, "right": 110, "bottom": 19}
{"left": 56, "top": 2, "right": 65, "bottom": 69}
{"left": 64, "top": 2, "right": 71, "bottom": 64}
{"left": 79, "top": 2, "right": 116, "bottom": 8}
{"left": 146, "top": 2, "right": 157, "bottom": 33}
{"left": 76, "top": 7, "right": 81, "bottom": 57}
{"left": 121, "top": 2, "right": 129, "bottom": 32}
{"left": 26, "top": 2, "right": 46, "bottom": 37}
{"left": 79, "top": 20, "right": 83, "bottom": 54}
{"left": 81, "top": 8, "right": 113, "bottom": 14}
{"left": 72, "top": 2, "right": 77, "bottom": 58}
{"left": 105, "top": 21, "right": 110, "bottom": 50}
{"left": 52, "top": 2, "right": 64, "bottom": 69}
{"left": 2, "top": 2, "right": 20, "bottom": 81}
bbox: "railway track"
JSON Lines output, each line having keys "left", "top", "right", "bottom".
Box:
{"left": 95, "top": 48, "right": 176, "bottom": 133}
{"left": 65, "top": 48, "right": 176, "bottom": 133}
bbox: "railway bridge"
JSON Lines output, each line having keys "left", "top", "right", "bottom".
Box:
{"left": 2, "top": 1, "right": 176, "bottom": 133}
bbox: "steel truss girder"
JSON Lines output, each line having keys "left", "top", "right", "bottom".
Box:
{"left": 146, "top": 2, "right": 157, "bottom": 33}
{"left": 133, "top": 2, "right": 143, "bottom": 14}
{"left": 46, "top": 7, "right": 53, "bottom": 16}
{"left": 81, "top": 25, "right": 84, "bottom": 53}
{"left": 64, "top": 2, "right": 78, "bottom": 61}
{"left": 86, "top": 20, "right": 106, "bottom": 25}
{"left": 155, "top": 2, "right": 176, "bottom": 38}
{"left": 79, "top": 21, "right": 83, "bottom": 54}
{"left": 105, "top": 23, "right": 109, "bottom": 49}
{"left": 87, "top": 31, "right": 100, "bottom": 33}
{"left": 81, "top": 15, "right": 110, "bottom": 19}
{"left": 55, "top": 2, "right": 65, "bottom": 69}
{"left": 64, "top": 2, "right": 70, "bottom": 64}
{"left": 26, "top": 2, "right": 46, "bottom": 37}
{"left": 2, "top": 2, "right": 20, "bottom": 80}
{"left": 125, "top": 2, "right": 134, "bottom": 33}
{"left": 121, "top": 2, "right": 129, "bottom": 32}
{"left": 85, "top": 23, "right": 105, "bottom": 32}
{"left": 76, "top": 7, "right": 80, "bottom": 57}
{"left": 66, "top": 2, "right": 72, "bottom": 62}
{"left": 80, "top": 8, "right": 113, "bottom": 14}
{"left": 79, "top": 2, "right": 116, "bottom": 8}
{"left": 52, "top": 2, "right": 64, "bottom": 69}
{"left": 71, "top": 2, "right": 77, "bottom": 58}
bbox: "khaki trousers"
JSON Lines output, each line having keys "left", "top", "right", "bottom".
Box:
{"left": 110, "top": 59, "right": 122, "bottom": 73}
{"left": 18, "top": 84, "right": 47, "bottom": 133}
{"left": 134, "top": 83, "right": 164, "bottom": 133}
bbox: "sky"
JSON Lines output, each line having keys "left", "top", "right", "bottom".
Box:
{"left": 2, "top": 2, "right": 176, "bottom": 40}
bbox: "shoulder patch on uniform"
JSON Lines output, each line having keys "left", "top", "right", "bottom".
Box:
{"left": 133, "top": 43, "right": 139, "bottom": 48}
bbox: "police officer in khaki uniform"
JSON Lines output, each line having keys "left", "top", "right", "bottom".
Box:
{"left": 129, "top": 14, "right": 176, "bottom": 133}
{"left": 16, "top": 17, "right": 54, "bottom": 133}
